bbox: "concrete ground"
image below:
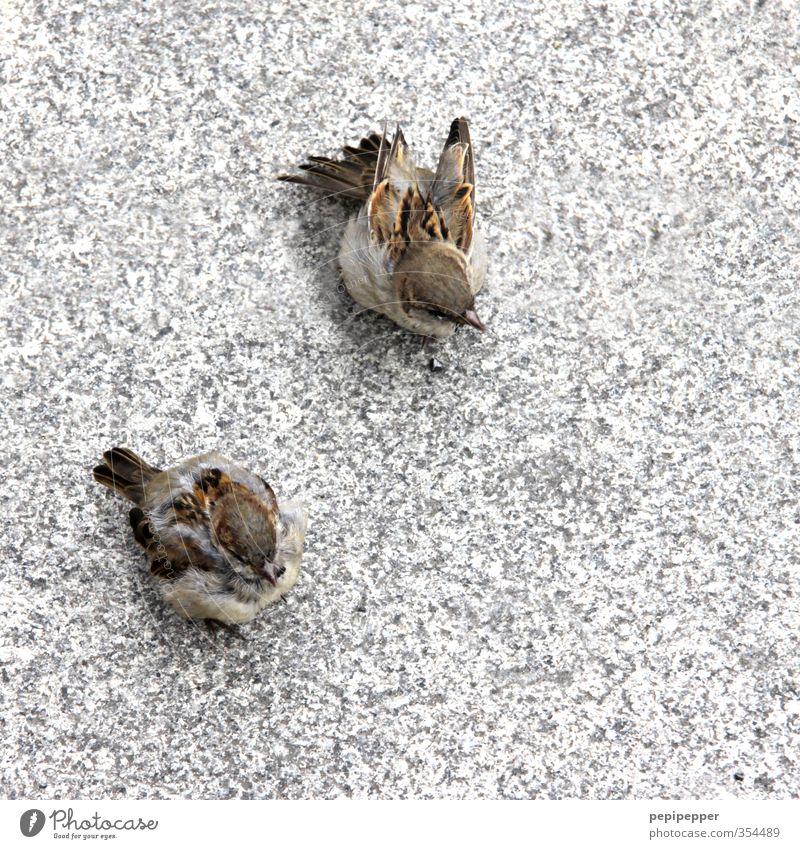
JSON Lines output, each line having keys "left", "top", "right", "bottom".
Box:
{"left": 1, "top": 0, "right": 798, "bottom": 798}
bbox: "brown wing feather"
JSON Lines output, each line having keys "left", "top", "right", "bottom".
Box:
{"left": 151, "top": 539, "right": 219, "bottom": 579}
{"left": 370, "top": 180, "right": 435, "bottom": 264}
{"left": 428, "top": 117, "right": 476, "bottom": 252}
{"left": 128, "top": 506, "right": 189, "bottom": 579}
{"left": 369, "top": 178, "right": 399, "bottom": 246}
{"left": 449, "top": 117, "right": 474, "bottom": 189}
{"left": 129, "top": 500, "right": 217, "bottom": 579}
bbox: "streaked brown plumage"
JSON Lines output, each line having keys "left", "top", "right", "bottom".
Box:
{"left": 93, "top": 447, "right": 308, "bottom": 629}
{"left": 279, "top": 117, "right": 488, "bottom": 339}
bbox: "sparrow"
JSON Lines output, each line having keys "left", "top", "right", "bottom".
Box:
{"left": 93, "top": 447, "right": 308, "bottom": 631}
{"left": 279, "top": 117, "right": 488, "bottom": 339}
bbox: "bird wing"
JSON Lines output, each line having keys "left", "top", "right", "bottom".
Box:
{"left": 129, "top": 503, "right": 220, "bottom": 580}
{"left": 427, "top": 117, "right": 475, "bottom": 252}
{"left": 369, "top": 123, "right": 461, "bottom": 265}
{"left": 136, "top": 461, "right": 229, "bottom": 576}
{"left": 278, "top": 120, "right": 475, "bottom": 255}
{"left": 370, "top": 119, "right": 477, "bottom": 262}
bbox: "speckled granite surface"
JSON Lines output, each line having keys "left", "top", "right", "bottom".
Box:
{"left": 1, "top": 0, "right": 799, "bottom": 799}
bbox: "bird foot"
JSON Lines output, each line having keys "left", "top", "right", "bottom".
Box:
{"left": 203, "top": 619, "right": 248, "bottom": 641}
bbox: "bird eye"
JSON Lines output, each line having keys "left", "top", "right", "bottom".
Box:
{"left": 425, "top": 306, "right": 453, "bottom": 322}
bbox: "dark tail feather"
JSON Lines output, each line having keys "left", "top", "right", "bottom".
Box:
{"left": 93, "top": 446, "right": 162, "bottom": 504}
{"left": 277, "top": 132, "right": 385, "bottom": 202}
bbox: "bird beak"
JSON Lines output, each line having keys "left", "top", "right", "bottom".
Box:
{"left": 462, "top": 309, "right": 486, "bottom": 331}
{"left": 260, "top": 562, "right": 279, "bottom": 587}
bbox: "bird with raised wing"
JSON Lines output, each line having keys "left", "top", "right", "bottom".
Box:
{"left": 279, "top": 117, "right": 487, "bottom": 339}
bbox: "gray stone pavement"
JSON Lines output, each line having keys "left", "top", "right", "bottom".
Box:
{"left": 1, "top": 1, "right": 798, "bottom": 798}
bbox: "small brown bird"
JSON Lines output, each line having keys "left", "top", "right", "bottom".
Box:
{"left": 93, "top": 447, "right": 308, "bottom": 631}
{"left": 279, "top": 117, "right": 487, "bottom": 339}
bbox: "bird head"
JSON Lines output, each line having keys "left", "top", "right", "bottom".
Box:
{"left": 393, "top": 241, "right": 485, "bottom": 331}
{"left": 211, "top": 492, "right": 284, "bottom": 585}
